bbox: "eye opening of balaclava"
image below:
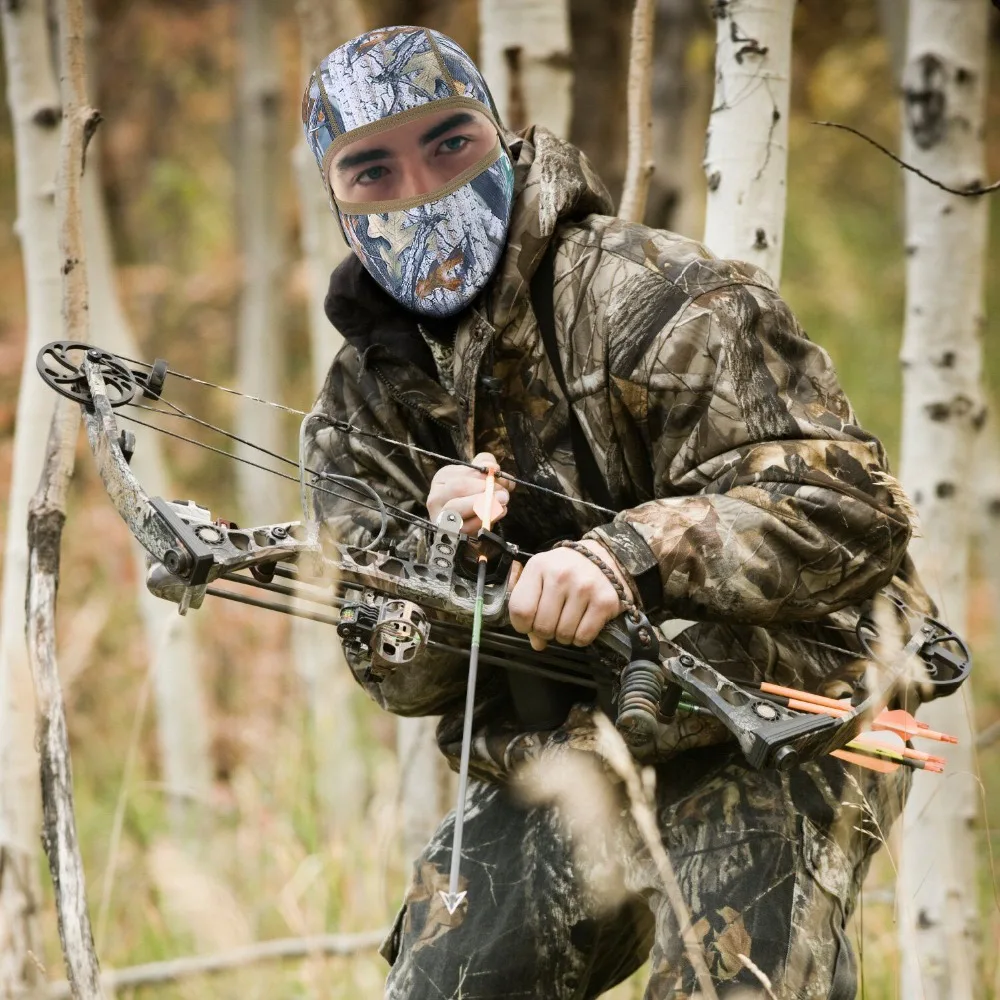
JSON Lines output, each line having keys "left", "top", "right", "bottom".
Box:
{"left": 301, "top": 26, "right": 516, "bottom": 318}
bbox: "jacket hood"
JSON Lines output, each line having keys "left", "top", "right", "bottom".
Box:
{"left": 324, "top": 126, "right": 614, "bottom": 357}
{"left": 486, "top": 126, "right": 613, "bottom": 330}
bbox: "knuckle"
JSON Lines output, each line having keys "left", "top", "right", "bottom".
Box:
{"left": 599, "top": 592, "right": 621, "bottom": 616}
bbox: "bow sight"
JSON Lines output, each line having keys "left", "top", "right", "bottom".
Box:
{"left": 36, "top": 341, "right": 973, "bottom": 774}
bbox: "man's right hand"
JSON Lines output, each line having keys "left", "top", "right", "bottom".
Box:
{"left": 426, "top": 451, "right": 513, "bottom": 534}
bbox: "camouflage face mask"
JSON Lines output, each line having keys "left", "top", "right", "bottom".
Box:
{"left": 302, "top": 26, "right": 515, "bottom": 318}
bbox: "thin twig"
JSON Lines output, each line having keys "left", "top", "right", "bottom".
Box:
{"left": 618, "top": 0, "right": 656, "bottom": 222}
{"left": 45, "top": 930, "right": 388, "bottom": 998}
{"left": 811, "top": 120, "right": 1000, "bottom": 196}
{"left": 593, "top": 715, "right": 720, "bottom": 1000}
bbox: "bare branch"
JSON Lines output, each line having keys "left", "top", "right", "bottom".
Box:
{"left": 811, "top": 120, "right": 1000, "bottom": 196}
{"left": 618, "top": 0, "right": 656, "bottom": 223}
{"left": 45, "top": 930, "right": 389, "bottom": 998}
{"left": 26, "top": 397, "right": 100, "bottom": 1000}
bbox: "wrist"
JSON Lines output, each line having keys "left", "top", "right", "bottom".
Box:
{"left": 577, "top": 539, "right": 635, "bottom": 599}
{"left": 558, "top": 538, "right": 638, "bottom": 608}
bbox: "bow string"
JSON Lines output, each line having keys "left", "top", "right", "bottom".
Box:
{"left": 36, "top": 341, "right": 970, "bottom": 777}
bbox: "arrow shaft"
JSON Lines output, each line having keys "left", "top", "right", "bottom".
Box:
{"left": 445, "top": 554, "right": 488, "bottom": 904}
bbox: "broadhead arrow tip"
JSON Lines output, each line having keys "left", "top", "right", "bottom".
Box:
{"left": 439, "top": 890, "right": 467, "bottom": 915}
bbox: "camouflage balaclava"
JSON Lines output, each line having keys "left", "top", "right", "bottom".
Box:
{"left": 302, "top": 26, "right": 515, "bottom": 318}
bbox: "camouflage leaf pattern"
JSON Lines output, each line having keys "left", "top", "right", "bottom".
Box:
{"left": 380, "top": 745, "right": 907, "bottom": 999}
{"left": 303, "top": 125, "right": 929, "bottom": 777}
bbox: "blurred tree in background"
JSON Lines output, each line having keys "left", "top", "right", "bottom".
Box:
{"left": 0, "top": 1, "right": 998, "bottom": 996}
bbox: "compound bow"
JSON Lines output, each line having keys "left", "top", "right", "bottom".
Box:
{"left": 37, "top": 341, "right": 971, "bottom": 779}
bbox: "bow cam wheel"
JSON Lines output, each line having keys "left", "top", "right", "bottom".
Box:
{"left": 36, "top": 342, "right": 139, "bottom": 409}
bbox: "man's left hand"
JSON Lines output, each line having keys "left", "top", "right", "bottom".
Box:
{"left": 508, "top": 540, "right": 632, "bottom": 650}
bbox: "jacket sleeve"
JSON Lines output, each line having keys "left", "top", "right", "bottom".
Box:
{"left": 303, "top": 348, "right": 470, "bottom": 716}
{"left": 588, "top": 274, "right": 913, "bottom": 626}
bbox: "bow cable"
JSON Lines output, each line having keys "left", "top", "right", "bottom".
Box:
{"left": 119, "top": 353, "right": 618, "bottom": 517}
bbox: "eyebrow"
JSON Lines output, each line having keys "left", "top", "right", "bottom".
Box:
{"left": 419, "top": 112, "right": 475, "bottom": 146}
{"left": 336, "top": 146, "right": 393, "bottom": 172}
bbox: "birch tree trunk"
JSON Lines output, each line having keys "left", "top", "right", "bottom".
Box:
{"left": 478, "top": 0, "right": 573, "bottom": 136}
{"left": 0, "top": 1, "right": 63, "bottom": 992}
{"left": 702, "top": 0, "right": 794, "bottom": 283}
{"left": 83, "top": 165, "right": 213, "bottom": 833}
{"left": 291, "top": 0, "right": 368, "bottom": 832}
{"left": 236, "top": 0, "right": 285, "bottom": 527}
{"left": 896, "top": 6, "right": 989, "bottom": 995}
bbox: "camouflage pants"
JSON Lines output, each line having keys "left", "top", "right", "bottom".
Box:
{"left": 381, "top": 747, "right": 908, "bottom": 1000}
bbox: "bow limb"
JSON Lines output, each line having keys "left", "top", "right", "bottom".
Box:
{"left": 82, "top": 358, "right": 321, "bottom": 611}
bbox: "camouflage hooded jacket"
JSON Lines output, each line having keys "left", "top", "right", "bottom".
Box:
{"left": 304, "top": 127, "right": 925, "bottom": 777}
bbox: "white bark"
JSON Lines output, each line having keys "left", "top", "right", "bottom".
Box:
{"left": 83, "top": 164, "right": 213, "bottom": 831}
{"left": 291, "top": 0, "right": 368, "bottom": 832}
{"left": 896, "top": 3, "right": 989, "bottom": 997}
{"left": 478, "top": 0, "right": 573, "bottom": 136}
{"left": 0, "top": 0, "right": 62, "bottom": 992}
{"left": 236, "top": 0, "right": 286, "bottom": 527}
{"left": 702, "top": 0, "right": 794, "bottom": 283}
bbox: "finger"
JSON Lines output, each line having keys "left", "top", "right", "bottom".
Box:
{"left": 554, "top": 590, "right": 589, "bottom": 646}
{"left": 508, "top": 563, "right": 543, "bottom": 635}
{"left": 429, "top": 473, "right": 496, "bottom": 501}
{"left": 470, "top": 451, "right": 500, "bottom": 473}
{"left": 441, "top": 492, "right": 508, "bottom": 519}
{"left": 529, "top": 578, "right": 565, "bottom": 643}
{"left": 529, "top": 633, "right": 549, "bottom": 651}
{"left": 573, "top": 596, "right": 620, "bottom": 646}
{"left": 506, "top": 560, "right": 524, "bottom": 590}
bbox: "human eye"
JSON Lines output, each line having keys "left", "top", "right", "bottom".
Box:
{"left": 354, "top": 164, "right": 389, "bottom": 186}
{"left": 436, "top": 134, "right": 470, "bottom": 155}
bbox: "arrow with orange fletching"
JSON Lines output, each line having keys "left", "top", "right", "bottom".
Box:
{"left": 752, "top": 682, "right": 957, "bottom": 773}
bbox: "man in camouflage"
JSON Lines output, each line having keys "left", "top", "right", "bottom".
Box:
{"left": 301, "top": 25, "right": 924, "bottom": 999}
